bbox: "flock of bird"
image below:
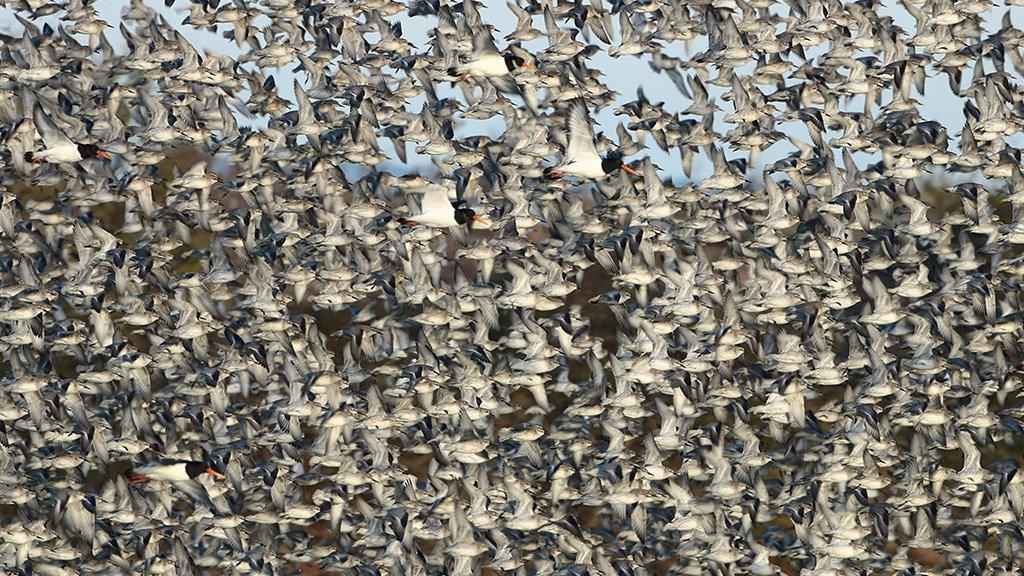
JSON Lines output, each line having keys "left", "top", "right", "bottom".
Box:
{"left": 2, "top": 0, "right": 1024, "bottom": 573}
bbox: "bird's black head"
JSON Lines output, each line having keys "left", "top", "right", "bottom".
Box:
{"left": 185, "top": 460, "right": 225, "bottom": 479}
{"left": 184, "top": 460, "right": 207, "bottom": 478}
{"left": 601, "top": 150, "right": 634, "bottom": 175}
{"left": 78, "top": 143, "right": 112, "bottom": 160}
{"left": 454, "top": 206, "right": 477, "bottom": 228}
{"left": 601, "top": 156, "right": 622, "bottom": 175}
{"left": 453, "top": 201, "right": 487, "bottom": 229}
{"left": 503, "top": 53, "right": 526, "bottom": 72}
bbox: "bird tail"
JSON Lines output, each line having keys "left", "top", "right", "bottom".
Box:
{"left": 372, "top": 200, "right": 407, "bottom": 226}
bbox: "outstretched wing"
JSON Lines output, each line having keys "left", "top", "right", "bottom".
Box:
{"left": 565, "top": 99, "right": 600, "bottom": 164}
{"left": 470, "top": 26, "right": 500, "bottom": 56}
{"left": 33, "top": 103, "right": 75, "bottom": 149}
{"left": 488, "top": 74, "right": 518, "bottom": 94}
{"left": 421, "top": 183, "right": 455, "bottom": 216}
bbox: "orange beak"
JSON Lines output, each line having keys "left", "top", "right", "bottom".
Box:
{"left": 206, "top": 467, "right": 226, "bottom": 479}
{"left": 96, "top": 150, "right": 112, "bottom": 160}
{"left": 471, "top": 214, "right": 487, "bottom": 224}
{"left": 521, "top": 62, "right": 535, "bottom": 71}
{"left": 620, "top": 162, "right": 639, "bottom": 176}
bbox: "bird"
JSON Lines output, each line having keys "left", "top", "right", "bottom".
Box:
{"left": 544, "top": 99, "right": 639, "bottom": 180}
{"left": 23, "top": 103, "right": 111, "bottom": 164}
{"left": 449, "top": 27, "right": 534, "bottom": 89}
{"left": 129, "top": 460, "right": 226, "bottom": 483}
{"left": 391, "top": 180, "right": 490, "bottom": 230}
{"left": 0, "top": 0, "right": 1022, "bottom": 573}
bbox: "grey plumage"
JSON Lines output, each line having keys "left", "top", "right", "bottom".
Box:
{"left": 0, "top": 0, "right": 1022, "bottom": 574}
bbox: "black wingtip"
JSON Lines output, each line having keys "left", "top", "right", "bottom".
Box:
{"left": 23, "top": 151, "right": 34, "bottom": 163}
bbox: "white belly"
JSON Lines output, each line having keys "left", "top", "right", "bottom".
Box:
{"left": 39, "top": 142, "right": 81, "bottom": 163}
{"left": 138, "top": 463, "right": 190, "bottom": 481}
{"left": 467, "top": 54, "right": 509, "bottom": 77}
{"left": 414, "top": 210, "right": 458, "bottom": 228}
{"left": 561, "top": 159, "right": 607, "bottom": 179}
